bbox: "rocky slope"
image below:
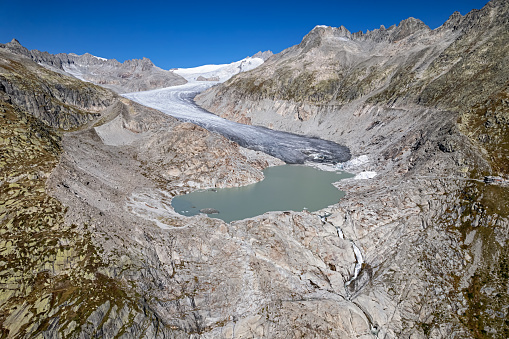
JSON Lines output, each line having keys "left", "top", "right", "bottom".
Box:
{"left": 1, "top": 0, "right": 508, "bottom": 337}
{"left": 1, "top": 42, "right": 375, "bottom": 338}
{"left": 197, "top": 0, "right": 508, "bottom": 164}
{"left": 195, "top": 0, "right": 509, "bottom": 337}
{"left": 0, "top": 49, "right": 116, "bottom": 130}
{"left": 0, "top": 39, "right": 187, "bottom": 93}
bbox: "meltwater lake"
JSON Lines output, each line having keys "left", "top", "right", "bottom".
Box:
{"left": 172, "top": 165, "right": 353, "bottom": 223}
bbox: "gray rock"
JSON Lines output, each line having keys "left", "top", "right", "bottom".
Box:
{"left": 0, "top": 40, "right": 187, "bottom": 93}
{"left": 199, "top": 208, "right": 220, "bottom": 214}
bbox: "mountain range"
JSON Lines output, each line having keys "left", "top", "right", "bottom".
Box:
{"left": 1, "top": 0, "right": 508, "bottom": 338}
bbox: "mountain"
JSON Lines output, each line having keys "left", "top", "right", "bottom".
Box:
{"left": 197, "top": 0, "right": 509, "bottom": 175}
{"left": 173, "top": 52, "right": 271, "bottom": 82}
{"left": 195, "top": 0, "right": 509, "bottom": 337}
{"left": 0, "top": 48, "right": 116, "bottom": 129}
{"left": 0, "top": 41, "right": 286, "bottom": 337}
{"left": 1, "top": 0, "right": 509, "bottom": 337}
{"left": 0, "top": 39, "right": 187, "bottom": 93}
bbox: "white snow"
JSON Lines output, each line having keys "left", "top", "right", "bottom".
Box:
{"left": 174, "top": 56, "right": 264, "bottom": 82}
{"left": 62, "top": 64, "right": 88, "bottom": 82}
{"left": 336, "top": 155, "right": 376, "bottom": 179}
{"left": 315, "top": 25, "right": 329, "bottom": 29}
{"left": 304, "top": 162, "right": 338, "bottom": 172}
{"left": 339, "top": 155, "right": 369, "bottom": 169}
{"left": 173, "top": 63, "right": 226, "bottom": 74}
{"left": 92, "top": 55, "right": 108, "bottom": 61}
{"left": 354, "top": 171, "right": 377, "bottom": 180}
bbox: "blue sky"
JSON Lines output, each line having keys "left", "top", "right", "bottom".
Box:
{"left": 0, "top": 0, "right": 490, "bottom": 69}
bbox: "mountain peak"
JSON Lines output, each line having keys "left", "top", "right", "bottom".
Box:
{"left": 396, "top": 17, "right": 429, "bottom": 32}
{"left": 440, "top": 11, "right": 464, "bottom": 30}
{"left": 252, "top": 50, "right": 273, "bottom": 61}
{"left": 389, "top": 17, "right": 430, "bottom": 41}
{"left": 299, "top": 25, "right": 352, "bottom": 51}
{"left": 9, "top": 38, "right": 22, "bottom": 46}
{"left": 0, "top": 38, "right": 30, "bottom": 57}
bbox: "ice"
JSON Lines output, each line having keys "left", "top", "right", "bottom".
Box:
{"left": 123, "top": 81, "right": 350, "bottom": 164}
{"left": 123, "top": 56, "right": 350, "bottom": 164}
{"left": 339, "top": 155, "right": 369, "bottom": 169}
{"left": 354, "top": 171, "right": 377, "bottom": 180}
{"left": 174, "top": 57, "right": 264, "bottom": 82}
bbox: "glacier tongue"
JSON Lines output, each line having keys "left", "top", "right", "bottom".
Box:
{"left": 124, "top": 58, "right": 350, "bottom": 164}
{"left": 173, "top": 56, "right": 264, "bottom": 82}
{"left": 123, "top": 81, "right": 350, "bottom": 164}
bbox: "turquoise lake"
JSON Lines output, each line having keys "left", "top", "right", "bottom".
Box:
{"left": 171, "top": 165, "right": 353, "bottom": 223}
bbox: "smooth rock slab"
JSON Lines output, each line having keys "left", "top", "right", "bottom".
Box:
{"left": 200, "top": 208, "right": 220, "bottom": 214}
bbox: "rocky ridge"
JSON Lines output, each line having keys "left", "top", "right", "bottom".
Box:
{"left": 0, "top": 39, "right": 187, "bottom": 93}
{"left": 196, "top": 0, "right": 509, "bottom": 163}
{"left": 0, "top": 49, "right": 115, "bottom": 130}
{"left": 1, "top": 43, "right": 375, "bottom": 338}
{"left": 1, "top": 1, "right": 508, "bottom": 337}
{"left": 195, "top": 0, "right": 509, "bottom": 337}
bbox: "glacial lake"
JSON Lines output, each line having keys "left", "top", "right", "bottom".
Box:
{"left": 171, "top": 165, "right": 353, "bottom": 223}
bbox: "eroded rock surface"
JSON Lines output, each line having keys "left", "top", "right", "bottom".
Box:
{"left": 1, "top": 1, "right": 509, "bottom": 337}
{"left": 194, "top": 0, "right": 509, "bottom": 337}
{"left": 0, "top": 39, "right": 187, "bottom": 93}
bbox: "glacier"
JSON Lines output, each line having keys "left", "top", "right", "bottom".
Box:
{"left": 123, "top": 59, "right": 350, "bottom": 164}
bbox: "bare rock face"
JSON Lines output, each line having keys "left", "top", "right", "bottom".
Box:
{"left": 0, "top": 40, "right": 187, "bottom": 93}
{"left": 2, "top": 1, "right": 509, "bottom": 338}
{"left": 251, "top": 50, "right": 274, "bottom": 61}
{"left": 0, "top": 49, "right": 115, "bottom": 129}
{"left": 196, "top": 75, "right": 220, "bottom": 81}
{"left": 194, "top": 0, "right": 509, "bottom": 337}
{"left": 37, "top": 95, "right": 368, "bottom": 338}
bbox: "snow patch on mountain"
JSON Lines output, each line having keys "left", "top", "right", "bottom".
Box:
{"left": 62, "top": 64, "right": 88, "bottom": 82}
{"left": 174, "top": 57, "right": 264, "bottom": 82}
{"left": 92, "top": 55, "right": 108, "bottom": 61}
{"left": 354, "top": 171, "right": 377, "bottom": 180}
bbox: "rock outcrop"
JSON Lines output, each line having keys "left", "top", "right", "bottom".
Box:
{"left": 195, "top": 0, "right": 509, "bottom": 337}
{"left": 251, "top": 50, "right": 274, "bottom": 61}
{"left": 1, "top": 1, "right": 509, "bottom": 337}
{"left": 0, "top": 39, "right": 187, "bottom": 93}
{"left": 0, "top": 49, "right": 116, "bottom": 129}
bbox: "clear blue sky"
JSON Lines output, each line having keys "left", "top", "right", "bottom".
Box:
{"left": 0, "top": 0, "right": 490, "bottom": 69}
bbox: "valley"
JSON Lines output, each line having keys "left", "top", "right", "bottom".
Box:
{"left": 123, "top": 81, "right": 350, "bottom": 164}
{"left": 0, "top": 0, "right": 508, "bottom": 338}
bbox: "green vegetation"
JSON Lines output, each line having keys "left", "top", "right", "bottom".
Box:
{"left": 0, "top": 51, "right": 115, "bottom": 130}
{"left": 459, "top": 92, "right": 509, "bottom": 176}
{"left": 0, "top": 101, "right": 133, "bottom": 337}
